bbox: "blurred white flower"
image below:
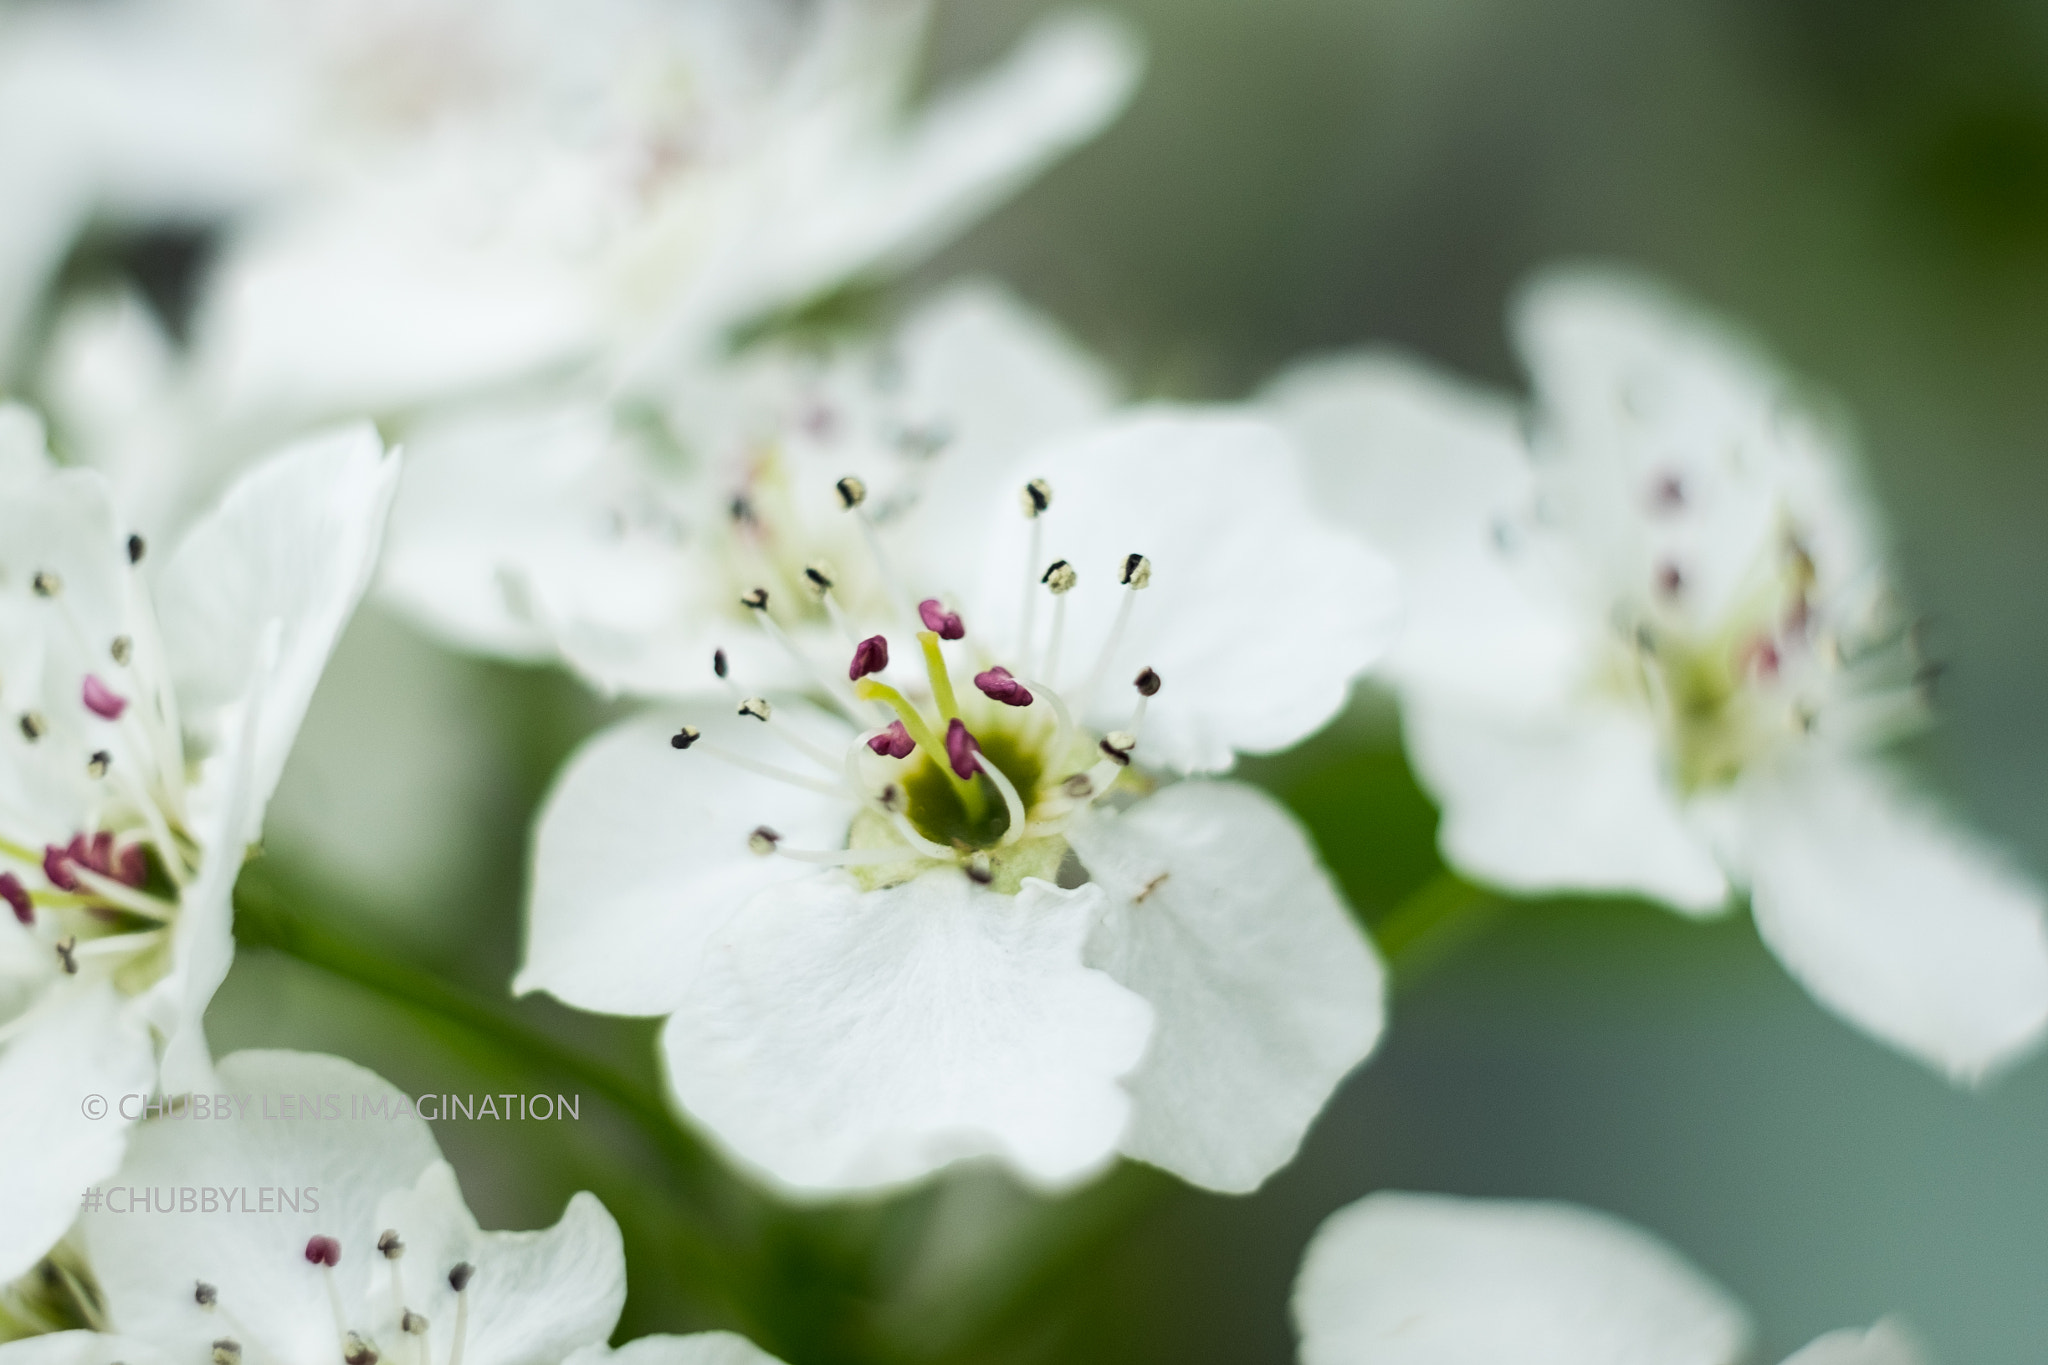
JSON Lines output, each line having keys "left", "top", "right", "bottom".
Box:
{"left": 1293, "top": 1190, "right": 1926, "bottom": 1365}
{"left": 176, "top": 0, "right": 1141, "bottom": 438}
{"left": 519, "top": 412, "right": 1397, "bottom": 1195}
{"left": 5, "top": 1049, "right": 781, "bottom": 1365}
{"left": 1265, "top": 269, "right": 2048, "bottom": 1083}
{"left": 0, "top": 412, "right": 397, "bottom": 1286}
{"left": 380, "top": 280, "right": 1116, "bottom": 672}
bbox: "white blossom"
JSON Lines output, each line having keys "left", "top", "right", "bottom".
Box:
{"left": 1294, "top": 1190, "right": 1926, "bottom": 1365}
{"left": 519, "top": 410, "right": 1398, "bottom": 1195}
{"left": 1264, "top": 269, "right": 2048, "bottom": 1083}
{"left": 0, "top": 411, "right": 398, "bottom": 1285}
{"left": 380, "top": 281, "right": 1117, "bottom": 672}
{"left": 0, "top": 1049, "right": 785, "bottom": 1365}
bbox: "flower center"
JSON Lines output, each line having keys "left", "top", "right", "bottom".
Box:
{"left": 1609, "top": 503, "right": 1924, "bottom": 794}
{"left": 670, "top": 475, "right": 1159, "bottom": 895}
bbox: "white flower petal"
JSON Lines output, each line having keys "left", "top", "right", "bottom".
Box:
{"left": 1778, "top": 1320, "right": 1929, "bottom": 1365}
{"left": 977, "top": 410, "right": 1399, "bottom": 774}
{"left": 154, "top": 421, "right": 400, "bottom": 828}
{"left": 1292, "top": 1192, "right": 1753, "bottom": 1365}
{"left": 566, "top": 1332, "right": 787, "bottom": 1365}
{"left": 1404, "top": 695, "right": 1729, "bottom": 912}
{"left": 193, "top": 210, "right": 597, "bottom": 430}
{"left": 520, "top": 708, "right": 852, "bottom": 1016}
{"left": 372, "top": 1164, "right": 625, "bottom": 1365}
{"left": 1743, "top": 756, "right": 2048, "bottom": 1083}
{"left": 1069, "top": 780, "right": 1384, "bottom": 1193}
{"left": 85, "top": 1051, "right": 444, "bottom": 1356}
{"left": 1259, "top": 350, "right": 1586, "bottom": 710}
{"left": 662, "top": 870, "right": 1151, "bottom": 1193}
{"left": 380, "top": 402, "right": 692, "bottom": 663}
{"left": 0, "top": 986, "right": 154, "bottom": 1283}
{"left": 680, "top": 11, "right": 1142, "bottom": 344}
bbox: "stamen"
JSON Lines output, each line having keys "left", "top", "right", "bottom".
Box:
{"left": 1099, "top": 732, "right": 1137, "bottom": 766}
{"left": 849, "top": 635, "right": 889, "bottom": 681}
{"left": 31, "top": 570, "right": 60, "bottom": 598}
{"left": 671, "top": 727, "right": 701, "bottom": 750}
{"left": 738, "top": 697, "right": 773, "bottom": 723}
{"left": 964, "top": 852, "right": 995, "bottom": 886}
{"left": 1039, "top": 561, "right": 1077, "bottom": 684}
{"left": 343, "top": 1331, "right": 380, "bottom": 1365}
{"left": 195, "top": 1282, "right": 217, "bottom": 1307}
{"left": 866, "top": 720, "right": 916, "bottom": 758}
{"left": 19, "top": 712, "right": 46, "bottom": 741}
{"left": 87, "top": 750, "right": 111, "bottom": 779}
{"left": 378, "top": 1230, "right": 409, "bottom": 1359}
{"left": 836, "top": 473, "right": 915, "bottom": 624}
{"left": 447, "top": 1263, "right": 474, "bottom": 1365}
{"left": 917, "top": 599, "right": 964, "bottom": 640}
{"left": 403, "top": 1311, "right": 428, "bottom": 1335}
{"left": 973, "top": 666, "right": 1033, "bottom": 707}
{"left": 306, "top": 1235, "right": 347, "bottom": 1356}
{"left": 1135, "top": 667, "right": 1162, "bottom": 696}
{"left": 54, "top": 937, "right": 77, "bottom": 974}
{"left": 802, "top": 561, "right": 836, "bottom": 597}
{"left": 82, "top": 675, "right": 127, "bottom": 720}
{"left": 1078, "top": 552, "right": 1152, "bottom": 713}
{"left": 714, "top": 649, "right": 729, "bottom": 680}
{"left": 1, "top": 873, "right": 29, "bottom": 925}
{"left": 676, "top": 740, "right": 848, "bottom": 799}
{"left": 888, "top": 810, "right": 957, "bottom": 861}
{"left": 213, "top": 1340, "right": 241, "bottom": 1365}
{"left": 1018, "top": 479, "right": 1051, "bottom": 665}
{"left": 110, "top": 635, "right": 132, "bottom": 665}
{"left": 748, "top": 827, "right": 781, "bottom": 856}
{"left": 973, "top": 754, "right": 1029, "bottom": 846}
{"left": 126, "top": 534, "right": 145, "bottom": 564}
{"left": 741, "top": 586, "right": 873, "bottom": 726}
{"left": 945, "top": 719, "right": 982, "bottom": 780}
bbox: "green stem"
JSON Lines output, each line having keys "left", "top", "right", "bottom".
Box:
{"left": 230, "top": 884, "right": 722, "bottom": 1196}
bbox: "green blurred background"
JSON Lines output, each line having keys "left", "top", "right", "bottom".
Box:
{"left": 210, "top": 0, "right": 2048, "bottom": 1360}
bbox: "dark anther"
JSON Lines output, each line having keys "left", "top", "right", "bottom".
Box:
{"left": 447, "top": 1262, "right": 476, "bottom": 1293}
{"left": 304, "top": 1235, "right": 342, "bottom": 1267}
{"left": 740, "top": 587, "right": 770, "bottom": 611}
{"left": 30, "top": 571, "right": 60, "bottom": 597}
{"left": 402, "top": 1310, "right": 429, "bottom": 1335}
{"left": 194, "top": 1281, "right": 217, "bottom": 1307}
{"left": 849, "top": 635, "right": 889, "bottom": 681}
{"left": 713, "top": 648, "right": 729, "bottom": 679}
{"left": 55, "top": 937, "right": 77, "bottom": 975}
{"left": 747, "top": 827, "right": 781, "bottom": 856}
{"left": 18, "top": 712, "right": 45, "bottom": 741}
{"left": 670, "top": 726, "right": 702, "bottom": 751}
{"left": 917, "top": 599, "right": 964, "bottom": 640}
{"left": 87, "top": 750, "right": 111, "bottom": 778}
{"left": 212, "top": 1340, "right": 242, "bottom": 1365}
{"left": 974, "top": 666, "right": 1033, "bottom": 707}
{"left": 1120, "top": 553, "right": 1152, "bottom": 588}
{"left": 126, "top": 534, "right": 146, "bottom": 564}
{"left": 1099, "top": 733, "right": 1136, "bottom": 767}
{"left": 1021, "top": 478, "right": 1052, "bottom": 517}
{"left": 803, "top": 561, "right": 835, "bottom": 593}
{"left": 964, "top": 853, "right": 995, "bottom": 886}
{"left": 835, "top": 476, "right": 868, "bottom": 510}
{"left": 1041, "top": 560, "right": 1077, "bottom": 594}
{"left": 377, "top": 1230, "right": 404, "bottom": 1259}
{"left": 111, "top": 635, "right": 132, "bottom": 665}
{"left": 729, "top": 496, "right": 755, "bottom": 525}
{"left": 738, "top": 697, "right": 772, "bottom": 722}
{"left": 1134, "top": 668, "right": 1161, "bottom": 697}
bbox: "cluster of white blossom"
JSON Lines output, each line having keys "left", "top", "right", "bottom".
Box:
{"left": 0, "top": 1, "right": 2036, "bottom": 1360}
